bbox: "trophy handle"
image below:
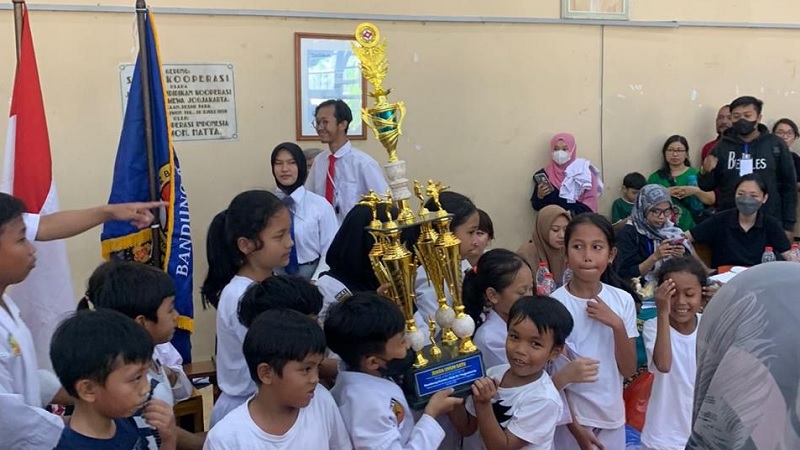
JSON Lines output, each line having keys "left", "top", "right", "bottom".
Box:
{"left": 395, "top": 101, "right": 406, "bottom": 136}
{"left": 361, "top": 108, "right": 379, "bottom": 139}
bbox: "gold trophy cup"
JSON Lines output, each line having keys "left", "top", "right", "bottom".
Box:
{"left": 353, "top": 24, "right": 484, "bottom": 409}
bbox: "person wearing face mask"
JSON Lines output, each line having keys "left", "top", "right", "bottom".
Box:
{"left": 699, "top": 96, "right": 797, "bottom": 242}
{"left": 271, "top": 142, "right": 338, "bottom": 281}
{"left": 530, "top": 132, "right": 603, "bottom": 214}
{"left": 687, "top": 174, "right": 792, "bottom": 268}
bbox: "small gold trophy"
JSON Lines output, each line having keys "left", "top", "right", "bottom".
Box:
{"left": 353, "top": 23, "right": 484, "bottom": 409}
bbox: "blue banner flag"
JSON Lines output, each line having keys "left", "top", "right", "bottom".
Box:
{"left": 101, "top": 11, "right": 193, "bottom": 361}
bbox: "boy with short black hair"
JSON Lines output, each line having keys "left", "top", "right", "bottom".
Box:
{"left": 449, "top": 296, "right": 574, "bottom": 450}
{"left": 325, "top": 292, "right": 462, "bottom": 450}
{"left": 237, "top": 275, "right": 324, "bottom": 328}
{"left": 80, "top": 260, "right": 197, "bottom": 449}
{"left": 612, "top": 172, "right": 646, "bottom": 231}
{"left": 0, "top": 193, "right": 66, "bottom": 449}
{"left": 204, "top": 309, "right": 352, "bottom": 449}
{"left": 51, "top": 309, "right": 176, "bottom": 449}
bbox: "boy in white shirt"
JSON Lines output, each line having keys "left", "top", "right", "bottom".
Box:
{"left": 204, "top": 309, "right": 352, "bottom": 450}
{"left": 305, "top": 99, "right": 388, "bottom": 222}
{"left": 325, "top": 292, "right": 463, "bottom": 450}
{"left": 449, "top": 296, "right": 573, "bottom": 450}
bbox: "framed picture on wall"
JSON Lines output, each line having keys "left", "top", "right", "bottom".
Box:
{"left": 295, "top": 32, "right": 367, "bottom": 141}
{"left": 562, "top": 0, "right": 630, "bottom": 20}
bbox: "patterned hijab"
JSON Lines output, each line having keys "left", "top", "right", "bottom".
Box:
{"left": 687, "top": 262, "right": 800, "bottom": 449}
{"left": 631, "top": 184, "right": 685, "bottom": 242}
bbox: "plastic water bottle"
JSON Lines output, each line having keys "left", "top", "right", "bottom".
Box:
{"left": 535, "top": 262, "right": 550, "bottom": 287}
{"left": 561, "top": 266, "right": 573, "bottom": 287}
{"left": 537, "top": 273, "right": 556, "bottom": 296}
{"left": 791, "top": 244, "right": 800, "bottom": 262}
{"left": 761, "top": 246, "right": 777, "bottom": 264}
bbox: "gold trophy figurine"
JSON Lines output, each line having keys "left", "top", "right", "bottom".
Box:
{"left": 352, "top": 22, "right": 414, "bottom": 225}
{"left": 428, "top": 317, "right": 442, "bottom": 358}
{"left": 360, "top": 192, "right": 394, "bottom": 299}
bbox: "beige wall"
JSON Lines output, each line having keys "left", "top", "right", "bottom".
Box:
{"left": 3, "top": 0, "right": 800, "bottom": 360}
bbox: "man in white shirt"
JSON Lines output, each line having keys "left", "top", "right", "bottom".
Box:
{"left": 305, "top": 99, "right": 388, "bottom": 223}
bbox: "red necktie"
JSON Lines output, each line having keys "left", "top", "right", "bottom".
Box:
{"left": 325, "top": 154, "right": 336, "bottom": 205}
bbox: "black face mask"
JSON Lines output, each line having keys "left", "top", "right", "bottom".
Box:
{"left": 733, "top": 118, "right": 757, "bottom": 136}
{"left": 378, "top": 348, "right": 415, "bottom": 378}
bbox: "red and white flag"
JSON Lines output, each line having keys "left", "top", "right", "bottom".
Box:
{"left": 1, "top": 5, "right": 74, "bottom": 370}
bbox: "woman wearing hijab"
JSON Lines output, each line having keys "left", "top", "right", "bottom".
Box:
{"left": 271, "top": 142, "right": 338, "bottom": 281}
{"left": 517, "top": 205, "right": 571, "bottom": 284}
{"left": 615, "top": 184, "right": 694, "bottom": 282}
{"left": 687, "top": 262, "right": 800, "bottom": 449}
{"left": 530, "top": 132, "right": 603, "bottom": 214}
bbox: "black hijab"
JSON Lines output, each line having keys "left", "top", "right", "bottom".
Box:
{"left": 270, "top": 142, "right": 307, "bottom": 195}
{"left": 324, "top": 203, "right": 419, "bottom": 293}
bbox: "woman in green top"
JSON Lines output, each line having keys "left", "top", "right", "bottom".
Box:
{"left": 648, "top": 135, "right": 716, "bottom": 230}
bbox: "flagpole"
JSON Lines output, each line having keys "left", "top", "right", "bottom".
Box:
{"left": 135, "top": 0, "right": 162, "bottom": 267}
{"left": 13, "top": 0, "right": 25, "bottom": 63}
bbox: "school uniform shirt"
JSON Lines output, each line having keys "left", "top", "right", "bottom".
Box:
{"left": 690, "top": 208, "right": 791, "bottom": 268}
{"left": 698, "top": 125, "right": 797, "bottom": 230}
{"left": 316, "top": 274, "right": 352, "bottom": 322}
{"left": 275, "top": 186, "right": 339, "bottom": 280}
{"left": 134, "top": 348, "right": 193, "bottom": 450}
{"left": 210, "top": 275, "right": 256, "bottom": 427}
{"left": 0, "top": 294, "right": 64, "bottom": 450}
{"left": 152, "top": 342, "right": 193, "bottom": 402}
{"left": 331, "top": 370, "right": 444, "bottom": 450}
{"left": 55, "top": 417, "right": 147, "bottom": 450}
{"left": 305, "top": 142, "right": 389, "bottom": 223}
{"left": 22, "top": 213, "right": 39, "bottom": 241}
{"left": 464, "top": 365, "right": 563, "bottom": 450}
{"left": 640, "top": 316, "right": 700, "bottom": 450}
{"left": 551, "top": 284, "right": 638, "bottom": 429}
{"left": 204, "top": 384, "right": 352, "bottom": 450}
{"left": 474, "top": 309, "right": 508, "bottom": 369}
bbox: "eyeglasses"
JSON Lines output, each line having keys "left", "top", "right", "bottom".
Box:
{"left": 775, "top": 131, "right": 796, "bottom": 138}
{"left": 648, "top": 207, "right": 675, "bottom": 218}
{"left": 311, "top": 119, "right": 332, "bottom": 129}
{"left": 666, "top": 148, "right": 687, "bottom": 154}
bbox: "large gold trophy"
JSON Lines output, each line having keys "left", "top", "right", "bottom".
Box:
{"left": 353, "top": 23, "right": 484, "bottom": 409}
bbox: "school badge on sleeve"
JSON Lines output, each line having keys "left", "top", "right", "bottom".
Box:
{"left": 390, "top": 398, "right": 405, "bottom": 424}
{"left": 8, "top": 334, "right": 21, "bottom": 356}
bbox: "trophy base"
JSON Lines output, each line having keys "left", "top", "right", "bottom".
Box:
{"left": 402, "top": 343, "right": 485, "bottom": 410}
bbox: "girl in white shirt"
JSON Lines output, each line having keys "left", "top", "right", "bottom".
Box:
{"left": 641, "top": 256, "right": 704, "bottom": 450}
{"left": 271, "top": 142, "right": 338, "bottom": 281}
{"left": 550, "top": 213, "right": 640, "bottom": 450}
{"left": 201, "top": 190, "right": 294, "bottom": 427}
{"left": 462, "top": 249, "right": 533, "bottom": 369}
